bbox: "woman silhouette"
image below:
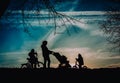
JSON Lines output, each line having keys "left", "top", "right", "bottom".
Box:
{"left": 41, "top": 41, "right": 52, "bottom": 68}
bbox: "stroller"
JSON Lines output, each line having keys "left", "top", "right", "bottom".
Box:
{"left": 52, "top": 52, "right": 71, "bottom": 68}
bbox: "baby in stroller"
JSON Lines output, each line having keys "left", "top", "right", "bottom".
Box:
{"left": 52, "top": 52, "right": 71, "bottom": 68}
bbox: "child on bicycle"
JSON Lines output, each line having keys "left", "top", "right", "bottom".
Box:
{"left": 28, "top": 49, "right": 39, "bottom": 68}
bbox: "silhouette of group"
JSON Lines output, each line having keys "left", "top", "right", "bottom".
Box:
{"left": 26, "top": 40, "right": 84, "bottom": 69}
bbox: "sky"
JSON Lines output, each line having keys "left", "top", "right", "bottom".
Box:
{"left": 0, "top": 0, "right": 120, "bottom": 68}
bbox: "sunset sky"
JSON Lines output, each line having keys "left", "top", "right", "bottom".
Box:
{"left": 0, "top": 0, "right": 120, "bottom": 68}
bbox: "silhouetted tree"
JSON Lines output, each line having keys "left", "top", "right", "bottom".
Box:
{"left": 101, "top": 0, "right": 120, "bottom": 52}
{"left": 0, "top": 0, "right": 82, "bottom": 35}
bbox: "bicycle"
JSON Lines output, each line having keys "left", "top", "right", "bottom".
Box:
{"left": 72, "top": 60, "right": 88, "bottom": 69}
{"left": 21, "top": 58, "right": 44, "bottom": 68}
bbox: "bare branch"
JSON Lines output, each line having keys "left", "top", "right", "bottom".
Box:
{"left": 1, "top": 0, "right": 84, "bottom": 36}
{"left": 100, "top": 7, "right": 120, "bottom": 52}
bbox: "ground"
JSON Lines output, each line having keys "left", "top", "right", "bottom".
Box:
{"left": 0, "top": 68, "right": 120, "bottom": 82}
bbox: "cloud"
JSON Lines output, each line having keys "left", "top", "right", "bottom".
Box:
{"left": 106, "top": 63, "right": 120, "bottom": 68}
{"left": 90, "top": 29, "right": 105, "bottom": 37}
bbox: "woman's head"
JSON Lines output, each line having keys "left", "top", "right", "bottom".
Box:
{"left": 42, "top": 40, "right": 47, "bottom": 45}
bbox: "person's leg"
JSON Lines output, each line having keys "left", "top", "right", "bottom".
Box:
{"left": 31, "top": 63, "right": 34, "bottom": 68}
{"left": 43, "top": 58, "right": 46, "bottom": 68}
{"left": 34, "top": 63, "right": 37, "bottom": 68}
{"left": 47, "top": 57, "right": 51, "bottom": 68}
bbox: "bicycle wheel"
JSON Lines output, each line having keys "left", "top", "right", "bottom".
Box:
{"left": 21, "top": 63, "right": 32, "bottom": 68}
{"left": 21, "top": 63, "right": 28, "bottom": 68}
{"left": 36, "top": 61, "right": 44, "bottom": 68}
